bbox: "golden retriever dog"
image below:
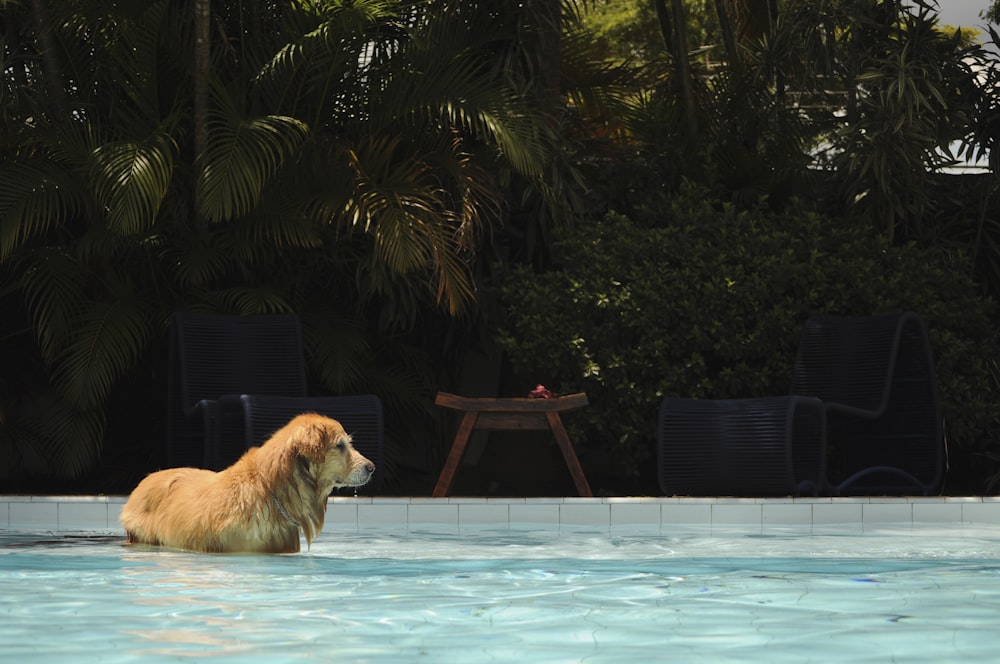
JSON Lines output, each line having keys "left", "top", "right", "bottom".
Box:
{"left": 120, "top": 413, "right": 375, "bottom": 553}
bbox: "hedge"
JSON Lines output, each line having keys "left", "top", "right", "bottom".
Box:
{"left": 493, "top": 197, "right": 1000, "bottom": 488}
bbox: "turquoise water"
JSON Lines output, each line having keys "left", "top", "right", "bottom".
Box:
{"left": 2, "top": 526, "right": 1000, "bottom": 662}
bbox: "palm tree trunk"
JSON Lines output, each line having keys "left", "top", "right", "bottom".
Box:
{"left": 528, "top": 0, "right": 562, "bottom": 122}
{"left": 654, "top": 0, "right": 697, "bottom": 135}
{"left": 714, "top": 0, "right": 740, "bottom": 67}
{"left": 28, "top": 0, "right": 68, "bottom": 122}
{"left": 4, "top": 5, "right": 29, "bottom": 89}
{"left": 766, "top": 0, "right": 782, "bottom": 102}
{"left": 653, "top": 0, "right": 674, "bottom": 54}
{"left": 194, "top": 0, "right": 210, "bottom": 230}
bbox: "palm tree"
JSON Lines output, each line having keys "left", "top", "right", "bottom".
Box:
{"left": 827, "top": 0, "right": 985, "bottom": 241}
{"left": 0, "top": 0, "right": 577, "bottom": 485}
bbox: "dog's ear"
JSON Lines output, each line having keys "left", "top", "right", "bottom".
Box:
{"left": 295, "top": 450, "right": 312, "bottom": 476}
{"left": 283, "top": 415, "right": 352, "bottom": 483}
{"left": 288, "top": 421, "right": 327, "bottom": 477}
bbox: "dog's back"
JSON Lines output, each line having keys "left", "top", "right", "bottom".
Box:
{"left": 121, "top": 456, "right": 302, "bottom": 553}
{"left": 121, "top": 467, "right": 219, "bottom": 549}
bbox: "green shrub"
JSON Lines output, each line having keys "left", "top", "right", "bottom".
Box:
{"left": 493, "top": 196, "right": 1000, "bottom": 488}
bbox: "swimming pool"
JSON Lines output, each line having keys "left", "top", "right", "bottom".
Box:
{"left": 2, "top": 524, "right": 999, "bottom": 662}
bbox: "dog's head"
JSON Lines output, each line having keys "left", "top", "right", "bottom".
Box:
{"left": 282, "top": 413, "right": 375, "bottom": 493}
{"left": 261, "top": 413, "right": 375, "bottom": 544}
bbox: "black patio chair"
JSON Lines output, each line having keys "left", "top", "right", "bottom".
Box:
{"left": 791, "top": 312, "right": 943, "bottom": 496}
{"left": 658, "top": 396, "right": 827, "bottom": 497}
{"left": 657, "top": 311, "right": 943, "bottom": 497}
{"left": 166, "top": 312, "right": 384, "bottom": 492}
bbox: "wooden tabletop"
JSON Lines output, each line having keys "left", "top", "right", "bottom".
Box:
{"left": 434, "top": 392, "right": 588, "bottom": 412}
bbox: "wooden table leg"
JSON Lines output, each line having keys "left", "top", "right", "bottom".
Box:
{"left": 546, "top": 411, "right": 593, "bottom": 497}
{"left": 432, "top": 411, "right": 479, "bottom": 497}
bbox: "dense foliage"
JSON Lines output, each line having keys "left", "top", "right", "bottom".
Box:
{"left": 494, "top": 192, "right": 1000, "bottom": 489}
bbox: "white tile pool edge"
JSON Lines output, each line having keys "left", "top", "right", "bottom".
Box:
{"left": 2, "top": 495, "right": 1000, "bottom": 533}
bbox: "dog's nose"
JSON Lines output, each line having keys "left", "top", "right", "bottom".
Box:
{"left": 365, "top": 462, "right": 375, "bottom": 475}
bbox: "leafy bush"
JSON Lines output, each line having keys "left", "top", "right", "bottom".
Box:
{"left": 493, "top": 194, "right": 1000, "bottom": 488}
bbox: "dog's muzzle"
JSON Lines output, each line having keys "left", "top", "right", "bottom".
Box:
{"left": 342, "top": 461, "right": 375, "bottom": 487}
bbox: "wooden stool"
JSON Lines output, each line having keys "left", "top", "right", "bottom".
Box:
{"left": 432, "top": 392, "right": 592, "bottom": 497}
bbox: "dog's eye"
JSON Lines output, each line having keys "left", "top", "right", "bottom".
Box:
{"left": 335, "top": 439, "right": 347, "bottom": 450}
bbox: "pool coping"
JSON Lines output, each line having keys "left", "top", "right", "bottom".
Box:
{"left": 2, "top": 495, "right": 1000, "bottom": 533}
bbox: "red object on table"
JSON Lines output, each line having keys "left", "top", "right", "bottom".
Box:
{"left": 528, "top": 384, "right": 557, "bottom": 399}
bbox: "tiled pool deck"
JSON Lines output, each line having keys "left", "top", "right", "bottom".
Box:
{"left": 2, "top": 495, "right": 1000, "bottom": 533}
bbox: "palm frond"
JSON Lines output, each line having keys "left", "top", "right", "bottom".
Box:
{"left": 0, "top": 160, "right": 84, "bottom": 262}
{"left": 385, "top": 40, "right": 550, "bottom": 180}
{"left": 44, "top": 404, "right": 107, "bottom": 480}
{"left": 51, "top": 297, "right": 152, "bottom": 410}
{"left": 168, "top": 231, "right": 237, "bottom": 288}
{"left": 430, "top": 233, "right": 477, "bottom": 316}
{"left": 0, "top": 415, "right": 50, "bottom": 479}
{"left": 559, "top": 23, "right": 634, "bottom": 123}
{"left": 339, "top": 128, "right": 495, "bottom": 312}
{"left": 254, "top": 0, "right": 400, "bottom": 116}
{"left": 58, "top": 0, "right": 175, "bottom": 122}
{"left": 201, "top": 287, "right": 297, "bottom": 316}
{"left": 302, "top": 314, "right": 371, "bottom": 392}
{"left": 343, "top": 136, "right": 439, "bottom": 266}
{"left": 198, "top": 86, "right": 309, "bottom": 222}
{"left": 230, "top": 183, "right": 328, "bottom": 250}
{"left": 0, "top": 383, "right": 107, "bottom": 480}
{"left": 91, "top": 131, "right": 177, "bottom": 235}
{"left": 17, "top": 248, "right": 89, "bottom": 365}
{"left": 109, "top": 0, "right": 176, "bottom": 122}
{"left": 24, "top": 391, "right": 108, "bottom": 480}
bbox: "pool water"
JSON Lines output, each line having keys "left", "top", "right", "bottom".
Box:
{"left": 2, "top": 526, "right": 999, "bottom": 662}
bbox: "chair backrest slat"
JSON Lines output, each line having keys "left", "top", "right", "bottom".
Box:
{"left": 790, "top": 312, "right": 906, "bottom": 416}
{"left": 171, "top": 312, "right": 308, "bottom": 409}
{"left": 165, "top": 311, "right": 309, "bottom": 468}
{"left": 791, "top": 311, "right": 942, "bottom": 495}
